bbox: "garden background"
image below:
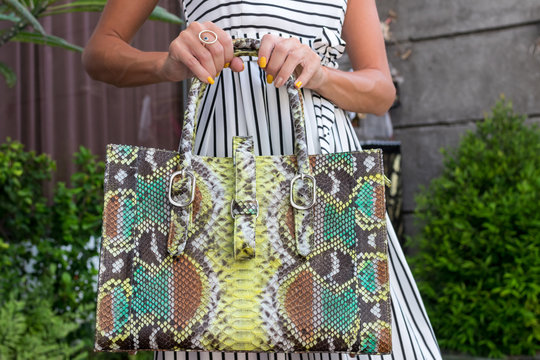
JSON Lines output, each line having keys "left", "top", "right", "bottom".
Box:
{"left": 0, "top": 0, "right": 539, "bottom": 359}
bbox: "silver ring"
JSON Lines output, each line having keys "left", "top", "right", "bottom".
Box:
{"left": 198, "top": 30, "right": 218, "bottom": 45}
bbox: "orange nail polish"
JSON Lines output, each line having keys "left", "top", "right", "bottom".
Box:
{"left": 295, "top": 80, "right": 302, "bottom": 89}
{"left": 225, "top": 62, "right": 230, "bottom": 68}
{"left": 207, "top": 76, "right": 215, "bottom": 84}
{"left": 259, "top": 56, "right": 267, "bottom": 68}
{"left": 266, "top": 74, "right": 274, "bottom": 84}
{"left": 241, "top": 63, "right": 245, "bottom": 71}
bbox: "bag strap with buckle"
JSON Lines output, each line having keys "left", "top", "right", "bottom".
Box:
{"left": 168, "top": 38, "right": 315, "bottom": 258}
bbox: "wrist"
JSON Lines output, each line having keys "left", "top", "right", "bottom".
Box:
{"left": 310, "top": 64, "right": 329, "bottom": 93}
{"left": 155, "top": 52, "right": 171, "bottom": 83}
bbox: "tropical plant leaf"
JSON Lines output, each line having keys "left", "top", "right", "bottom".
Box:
{"left": 0, "top": 61, "right": 17, "bottom": 88}
{"left": 0, "top": 13, "right": 21, "bottom": 23}
{"left": 4, "top": 0, "right": 46, "bottom": 35}
{"left": 11, "top": 31, "right": 83, "bottom": 52}
{"left": 148, "top": 5, "right": 183, "bottom": 24}
{"left": 42, "top": 0, "right": 105, "bottom": 16}
{"left": 43, "top": 0, "right": 182, "bottom": 24}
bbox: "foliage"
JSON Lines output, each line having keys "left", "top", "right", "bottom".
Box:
{"left": 0, "top": 278, "right": 88, "bottom": 359}
{"left": 410, "top": 95, "right": 540, "bottom": 358}
{"left": 0, "top": 0, "right": 183, "bottom": 87}
{"left": 0, "top": 138, "right": 106, "bottom": 358}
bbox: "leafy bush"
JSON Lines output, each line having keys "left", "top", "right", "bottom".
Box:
{"left": 0, "top": 139, "right": 104, "bottom": 358}
{"left": 410, "top": 96, "right": 540, "bottom": 358}
{"left": 0, "top": 277, "right": 88, "bottom": 359}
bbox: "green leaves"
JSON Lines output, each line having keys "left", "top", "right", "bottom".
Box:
{"left": 12, "top": 31, "right": 83, "bottom": 51}
{"left": 0, "top": 289, "right": 88, "bottom": 359}
{"left": 0, "top": 61, "right": 17, "bottom": 87}
{"left": 0, "top": 139, "right": 106, "bottom": 357}
{"left": 3, "top": 0, "right": 46, "bottom": 35}
{"left": 410, "top": 95, "right": 540, "bottom": 358}
{"left": 43, "top": 0, "right": 184, "bottom": 24}
{"left": 148, "top": 5, "right": 184, "bottom": 24}
{"left": 0, "top": 0, "right": 183, "bottom": 87}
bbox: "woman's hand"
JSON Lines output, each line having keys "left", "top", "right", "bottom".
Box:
{"left": 257, "top": 34, "right": 326, "bottom": 90}
{"left": 158, "top": 21, "right": 245, "bottom": 84}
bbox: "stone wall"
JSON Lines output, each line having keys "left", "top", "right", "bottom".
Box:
{"left": 343, "top": 1, "right": 540, "bottom": 240}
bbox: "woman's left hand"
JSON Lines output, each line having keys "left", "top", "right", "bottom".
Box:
{"left": 258, "top": 34, "right": 326, "bottom": 90}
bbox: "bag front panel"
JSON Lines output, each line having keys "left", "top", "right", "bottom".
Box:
{"left": 95, "top": 145, "right": 390, "bottom": 354}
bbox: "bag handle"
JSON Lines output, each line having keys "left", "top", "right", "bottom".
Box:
{"left": 175, "top": 38, "right": 311, "bottom": 176}
{"left": 168, "top": 38, "right": 316, "bottom": 258}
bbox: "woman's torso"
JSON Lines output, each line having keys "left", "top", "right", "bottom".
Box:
{"left": 183, "top": 0, "right": 359, "bottom": 157}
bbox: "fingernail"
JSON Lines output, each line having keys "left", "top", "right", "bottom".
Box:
{"left": 295, "top": 80, "right": 303, "bottom": 89}
{"left": 207, "top": 76, "right": 215, "bottom": 84}
{"left": 259, "top": 56, "right": 267, "bottom": 68}
{"left": 275, "top": 76, "right": 283, "bottom": 87}
{"left": 266, "top": 74, "right": 274, "bottom": 84}
{"left": 216, "top": 71, "right": 221, "bottom": 77}
{"left": 241, "top": 63, "right": 245, "bottom": 71}
{"left": 225, "top": 62, "right": 230, "bottom": 68}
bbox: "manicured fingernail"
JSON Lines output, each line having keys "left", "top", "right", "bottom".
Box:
{"left": 275, "top": 76, "right": 283, "bottom": 87}
{"left": 216, "top": 71, "right": 221, "bottom": 77}
{"left": 241, "top": 62, "right": 245, "bottom": 71}
{"left": 266, "top": 74, "right": 274, "bottom": 84}
{"left": 259, "top": 56, "right": 267, "bottom": 68}
{"left": 225, "top": 62, "right": 230, "bottom": 68}
{"left": 295, "top": 80, "right": 303, "bottom": 89}
{"left": 207, "top": 76, "right": 214, "bottom": 84}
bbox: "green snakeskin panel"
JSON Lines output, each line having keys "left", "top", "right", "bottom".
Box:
{"left": 94, "top": 144, "right": 391, "bottom": 354}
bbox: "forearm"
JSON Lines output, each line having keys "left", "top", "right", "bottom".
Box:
{"left": 82, "top": 35, "right": 186, "bottom": 87}
{"left": 312, "top": 66, "right": 396, "bottom": 116}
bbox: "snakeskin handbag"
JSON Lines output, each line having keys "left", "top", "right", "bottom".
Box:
{"left": 94, "top": 38, "right": 392, "bottom": 355}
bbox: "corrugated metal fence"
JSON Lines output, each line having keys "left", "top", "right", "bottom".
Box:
{"left": 0, "top": 0, "right": 184, "bottom": 184}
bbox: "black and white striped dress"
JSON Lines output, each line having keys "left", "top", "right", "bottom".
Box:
{"left": 156, "top": 1, "right": 442, "bottom": 359}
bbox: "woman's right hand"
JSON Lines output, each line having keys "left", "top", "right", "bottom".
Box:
{"left": 158, "top": 21, "right": 245, "bottom": 84}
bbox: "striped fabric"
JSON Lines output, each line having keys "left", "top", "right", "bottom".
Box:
{"left": 158, "top": 0, "right": 442, "bottom": 359}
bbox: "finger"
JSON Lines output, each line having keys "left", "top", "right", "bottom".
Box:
{"left": 187, "top": 22, "right": 218, "bottom": 81}
{"left": 258, "top": 33, "right": 278, "bottom": 70}
{"left": 202, "top": 22, "right": 226, "bottom": 75}
{"left": 206, "top": 22, "right": 234, "bottom": 68}
{"left": 273, "top": 44, "right": 305, "bottom": 88}
{"left": 266, "top": 38, "right": 299, "bottom": 87}
{"left": 229, "top": 56, "right": 245, "bottom": 72}
{"left": 171, "top": 39, "right": 214, "bottom": 84}
{"left": 293, "top": 50, "right": 320, "bottom": 89}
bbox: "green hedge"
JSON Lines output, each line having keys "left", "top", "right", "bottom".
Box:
{"left": 410, "top": 96, "right": 540, "bottom": 358}
{"left": 0, "top": 139, "right": 152, "bottom": 359}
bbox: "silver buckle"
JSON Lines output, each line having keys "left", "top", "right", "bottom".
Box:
{"left": 168, "top": 169, "right": 196, "bottom": 207}
{"left": 230, "top": 199, "right": 259, "bottom": 219}
{"left": 290, "top": 173, "right": 316, "bottom": 210}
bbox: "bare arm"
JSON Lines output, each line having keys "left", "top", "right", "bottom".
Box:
{"left": 82, "top": 0, "right": 172, "bottom": 87}
{"left": 82, "top": 0, "right": 243, "bottom": 87}
{"left": 311, "top": 0, "right": 396, "bottom": 115}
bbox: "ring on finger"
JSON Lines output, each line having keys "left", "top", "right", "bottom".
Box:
{"left": 198, "top": 30, "right": 218, "bottom": 46}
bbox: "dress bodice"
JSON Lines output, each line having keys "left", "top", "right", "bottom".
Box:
{"left": 180, "top": 0, "right": 348, "bottom": 69}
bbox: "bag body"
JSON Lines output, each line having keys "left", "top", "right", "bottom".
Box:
{"left": 94, "top": 39, "right": 391, "bottom": 355}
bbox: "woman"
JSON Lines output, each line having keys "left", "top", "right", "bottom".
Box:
{"left": 83, "top": 0, "right": 442, "bottom": 359}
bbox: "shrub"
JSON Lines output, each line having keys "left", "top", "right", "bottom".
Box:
{"left": 410, "top": 96, "right": 540, "bottom": 358}
{"left": 0, "top": 277, "right": 88, "bottom": 359}
{"left": 0, "top": 139, "right": 104, "bottom": 358}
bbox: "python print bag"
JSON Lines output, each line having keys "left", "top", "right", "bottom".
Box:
{"left": 94, "top": 38, "right": 392, "bottom": 355}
